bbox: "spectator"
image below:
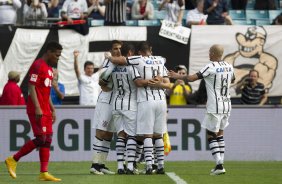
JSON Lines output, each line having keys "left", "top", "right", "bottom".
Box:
{"left": 73, "top": 50, "right": 100, "bottom": 106}
{"left": 231, "top": 0, "right": 248, "bottom": 10}
{"left": 271, "top": 13, "right": 282, "bottom": 25}
{"left": 0, "top": 71, "right": 25, "bottom": 105}
{"left": 203, "top": 0, "right": 231, "bottom": 25}
{"left": 131, "top": 0, "right": 154, "bottom": 20}
{"left": 50, "top": 68, "right": 65, "bottom": 105}
{"left": 104, "top": 0, "right": 126, "bottom": 25}
{"left": 23, "top": 0, "right": 48, "bottom": 26}
{"left": 0, "top": 0, "right": 22, "bottom": 25}
{"left": 88, "top": 0, "right": 105, "bottom": 19}
{"left": 159, "top": 0, "right": 185, "bottom": 26}
{"left": 254, "top": 0, "right": 276, "bottom": 10}
{"left": 186, "top": 0, "right": 207, "bottom": 27}
{"left": 61, "top": 0, "right": 89, "bottom": 35}
{"left": 236, "top": 69, "right": 268, "bottom": 105}
{"left": 166, "top": 65, "right": 192, "bottom": 105}
{"left": 42, "top": 0, "right": 61, "bottom": 17}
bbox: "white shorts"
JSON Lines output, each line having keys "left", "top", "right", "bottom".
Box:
{"left": 92, "top": 102, "right": 115, "bottom": 132}
{"left": 112, "top": 110, "right": 137, "bottom": 136}
{"left": 136, "top": 100, "right": 167, "bottom": 135}
{"left": 202, "top": 113, "right": 230, "bottom": 133}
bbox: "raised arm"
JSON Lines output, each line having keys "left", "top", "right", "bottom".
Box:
{"left": 73, "top": 50, "right": 81, "bottom": 79}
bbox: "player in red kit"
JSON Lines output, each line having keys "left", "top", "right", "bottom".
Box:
{"left": 5, "top": 41, "right": 63, "bottom": 182}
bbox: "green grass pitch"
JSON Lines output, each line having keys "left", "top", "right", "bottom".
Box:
{"left": 1, "top": 161, "right": 282, "bottom": 184}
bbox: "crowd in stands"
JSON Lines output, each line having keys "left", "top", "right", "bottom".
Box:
{"left": 1, "top": 0, "right": 282, "bottom": 26}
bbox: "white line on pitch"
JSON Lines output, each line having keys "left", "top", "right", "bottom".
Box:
{"left": 166, "top": 172, "right": 187, "bottom": 184}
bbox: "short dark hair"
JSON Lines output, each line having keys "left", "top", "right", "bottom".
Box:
{"left": 249, "top": 69, "right": 259, "bottom": 77}
{"left": 121, "top": 43, "right": 135, "bottom": 56}
{"left": 84, "top": 61, "right": 94, "bottom": 69}
{"left": 137, "top": 41, "right": 151, "bottom": 53}
{"left": 112, "top": 40, "right": 123, "bottom": 47}
{"left": 46, "top": 41, "right": 63, "bottom": 52}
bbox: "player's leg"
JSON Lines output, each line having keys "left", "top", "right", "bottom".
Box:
{"left": 5, "top": 114, "right": 40, "bottom": 179}
{"left": 202, "top": 113, "right": 225, "bottom": 175}
{"left": 153, "top": 100, "right": 167, "bottom": 174}
{"left": 123, "top": 111, "right": 138, "bottom": 174}
{"left": 136, "top": 101, "right": 154, "bottom": 174}
{"left": 116, "top": 130, "right": 127, "bottom": 174}
{"left": 90, "top": 102, "right": 114, "bottom": 175}
{"left": 38, "top": 116, "right": 61, "bottom": 181}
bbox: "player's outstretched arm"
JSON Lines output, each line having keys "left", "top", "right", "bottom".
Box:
{"left": 49, "top": 96, "right": 56, "bottom": 123}
{"left": 108, "top": 56, "right": 127, "bottom": 65}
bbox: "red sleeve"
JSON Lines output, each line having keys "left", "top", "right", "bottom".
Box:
{"left": 29, "top": 60, "right": 42, "bottom": 85}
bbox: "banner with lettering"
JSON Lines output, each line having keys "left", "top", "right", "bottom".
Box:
{"left": 189, "top": 25, "right": 282, "bottom": 97}
{"left": 159, "top": 20, "right": 191, "bottom": 44}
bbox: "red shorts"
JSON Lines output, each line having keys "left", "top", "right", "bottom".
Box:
{"left": 28, "top": 114, "right": 53, "bottom": 136}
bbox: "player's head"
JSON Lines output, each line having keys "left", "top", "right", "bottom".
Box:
{"left": 84, "top": 61, "right": 94, "bottom": 76}
{"left": 137, "top": 41, "right": 152, "bottom": 56}
{"left": 45, "top": 41, "right": 63, "bottom": 67}
{"left": 209, "top": 44, "right": 224, "bottom": 62}
{"left": 8, "top": 71, "right": 21, "bottom": 83}
{"left": 111, "top": 40, "right": 123, "bottom": 57}
{"left": 121, "top": 43, "right": 135, "bottom": 57}
{"left": 249, "top": 69, "right": 259, "bottom": 84}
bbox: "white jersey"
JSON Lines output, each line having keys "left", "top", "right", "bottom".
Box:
{"left": 198, "top": 61, "right": 235, "bottom": 114}
{"left": 112, "top": 65, "right": 141, "bottom": 111}
{"left": 127, "top": 55, "right": 168, "bottom": 102}
{"left": 97, "top": 59, "right": 114, "bottom": 104}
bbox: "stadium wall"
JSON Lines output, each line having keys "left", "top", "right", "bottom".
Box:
{"left": 0, "top": 106, "right": 281, "bottom": 161}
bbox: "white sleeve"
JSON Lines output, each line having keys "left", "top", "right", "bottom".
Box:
{"left": 127, "top": 56, "right": 142, "bottom": 65}
{"left": 131, "top": 66, "right": 141, "bottom": 81}
{"left": 198, "top": 63, "right": 214, "bottom": 78}
{"left": 62, "top": 0, "right": 69, "bottom": 12}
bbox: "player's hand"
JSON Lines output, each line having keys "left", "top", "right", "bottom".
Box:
{"left": 67, "top": 17, "right": 73, "bottom": 24}
{"left": 176, "top": 79, "right": 185, "bottom": 85}
{"left": 52, "top": 111, "right": 56, "bottom": 123}
{"left": 168, "top": 70, "right": 180, "bottom": 79}
{"left": 104, "top": 52, "right": 112, "bottom": 59}
{"left": 73, "top": 50, "right": 79, "bottom": 58}
{"left": 35, "top": 107, "right": 43, "bottom": 120}
{"left": 148, "top": 78, "right": 161, "bottom": 88}
{"left": 99, "top": 79, "right": 108, "bottom": 87}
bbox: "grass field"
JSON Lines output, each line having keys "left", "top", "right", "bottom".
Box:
{"left": 1, "top": 161, "right": 282, "bottom": 184}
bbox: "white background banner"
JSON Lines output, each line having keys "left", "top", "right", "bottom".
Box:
{"left": 189, "top": 25, "right": 282, "bottom": 97}
{"left": 0, "top": 106, "right": 281, "bottom": 161}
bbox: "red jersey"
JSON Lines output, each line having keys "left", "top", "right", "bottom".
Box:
{"left": 26, "top": 58, "right": 53, "bottom": 116}
{"left": 0, "top": 80, "right": 26, "bottom": 105}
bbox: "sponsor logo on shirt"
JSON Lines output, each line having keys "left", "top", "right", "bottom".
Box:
{"left": 42, "top": 126, "right": 46, "bottom": 132}
{"left": 30, "top": 74, "right": 38, "bottom": 82}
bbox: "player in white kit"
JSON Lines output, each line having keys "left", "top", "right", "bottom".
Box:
{"left": 107, "top": 41, "right": 171, "bottom": 174}
{"left": 169, "top": 44, "right": 235, "bottom": 175}
{"left": 89, "top": 40, "right": 123, "bottom": 175}
{"left": 110, "top": 43, "right": 151, "bottom": 174}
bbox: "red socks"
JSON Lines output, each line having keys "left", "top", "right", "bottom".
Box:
{"left": 39, "top": 147, "right": 50, "bottom": 172}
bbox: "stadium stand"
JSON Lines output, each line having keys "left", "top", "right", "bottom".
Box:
{"left": 126, "top": 20, "right": 138, "bottom": 26}
{"left": 229, "top": 10, "right": 246, "bottom": 20}
{"left": 138, "top": 19, "right": 161, "bottom": 26}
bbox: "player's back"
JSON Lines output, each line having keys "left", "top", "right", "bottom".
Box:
{"left": 204, "top": 61, "right": 234, "bottom": 114}
{"left": 127, "top": 55, "right": 168, "bottom": 102}
{"left": 112, "top": 65, "right": 139, "bottom": 111}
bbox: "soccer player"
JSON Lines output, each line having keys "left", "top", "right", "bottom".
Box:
{"left": 5, "top": 41, "right": 63, "bottom": 181}
{"left": 107, "top": 41, "right": 171, "bottom": 174}
{"left": 89, "top": 40, "right": 123, "bottom": 175}
{"left": 169, "top": 44, "right": 235, "bottom": 175}
{"left": 110, "top": 43, "right": 150, "bottom": 174}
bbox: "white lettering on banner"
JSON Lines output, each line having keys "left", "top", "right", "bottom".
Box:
{"left": 159, "top": 20, "right": 191, "bottom": 45}
{"left": 0, "top": 107, "right": 282, "bottom": 161}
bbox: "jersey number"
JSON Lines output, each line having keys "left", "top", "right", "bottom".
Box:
{"left": 221, "top": 78, "right": 228, "bottom": 96}
{"left": 117, "top": 79, "right": 125, "bottom": 96}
